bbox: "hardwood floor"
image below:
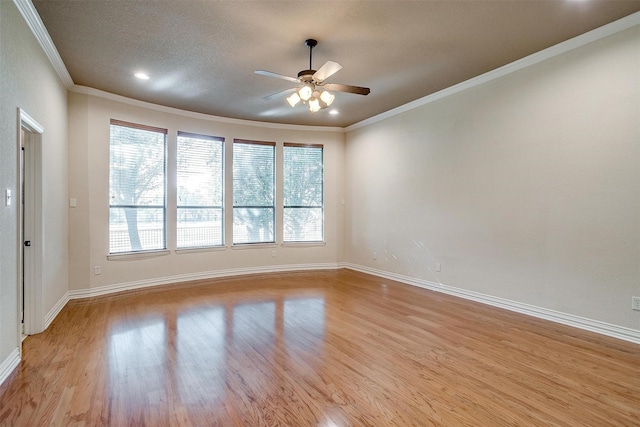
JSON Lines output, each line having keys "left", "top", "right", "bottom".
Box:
{"left": 0, "top": 269, "right": 638, "bottom": 426}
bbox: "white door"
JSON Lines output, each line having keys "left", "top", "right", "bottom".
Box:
{"left": 18, "top": 109, "right": 44, "bottom": 342}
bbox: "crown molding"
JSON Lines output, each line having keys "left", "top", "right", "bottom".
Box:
{"left": 70, "top": 85, "right": 345, "bottom": 133}
{"left": 17, "top": 0, "right": 638, "bottom": 134}
{"left": 346, "top": 11, "right": 640, "bottom": 132}
{"left": 14, "top": 0, "right": 337, "bottom": 131}
{"left": 13, "top": 0, "right": 74, "bottom": 88}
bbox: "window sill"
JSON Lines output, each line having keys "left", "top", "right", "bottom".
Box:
{"left": 281, "top": 241, "right": 326, "bottom": 247}
{"left": 108, "top": 249, "right": 171, "bottom": 260}
{"left": 175, "top": 246, "right": 228, "bottom": 254}
{"left": 231, "top": 243, "right": 278, "bottom": 250}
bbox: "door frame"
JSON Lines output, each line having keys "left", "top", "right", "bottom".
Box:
{"left": 17, "top": 108, "right": 45, "bottom": 346}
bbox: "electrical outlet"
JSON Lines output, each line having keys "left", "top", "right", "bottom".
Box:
{"left": 372, "top": 252, "right": 377, "bottom": 260}
{"left": 436, "top": 263, "right": 441, "bottom": 272}
{"left": 94, "top": 266, "right": 101, "bottom": 275}
{"left": 632, "top": 296, "right": 640, "bottom": 311}
{"left": 271, "top": 250, "right": 276, "bottom": 258}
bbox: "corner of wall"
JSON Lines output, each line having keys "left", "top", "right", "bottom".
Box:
{"left": 67, "top": 91, "right": 91, "bottom": 291}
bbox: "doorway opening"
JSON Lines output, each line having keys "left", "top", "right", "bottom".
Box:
{"left": 18, "top": 108, "right": 44, "bottom": 350}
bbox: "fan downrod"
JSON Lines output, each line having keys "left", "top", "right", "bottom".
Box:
{"left": 304, "top": 39, "right": 318, "bottom": 72}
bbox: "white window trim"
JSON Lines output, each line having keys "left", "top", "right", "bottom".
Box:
{"left": 280, "top": 241, "right": 326, "bottom": 247}
{"left": 175, "top": 245, "right": 228, "bottom": 255}
{"left": 108, "top": 249, "right": 171, "bottom": 260}
{"left": 231, "top": 243, "right": 279, "bottom": 250}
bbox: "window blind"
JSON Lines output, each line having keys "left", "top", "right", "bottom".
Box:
{"left": 232, "top": 139, "right": 275, "bottom": 244}
{"left": 177, "top": 131, "right": 225, "bottom": 248}
{"left": 283, "top": 143, "right": 323, "bottom": 242}
{"left": 109, "top": 120, "right": 167, "bottom": 253}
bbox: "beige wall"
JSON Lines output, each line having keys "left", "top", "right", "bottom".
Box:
{"left": 0, "top": 1, "right": 69, "bottom": 364}
{"left": 345, "top": 27, "right": 640, "bottom": 330}
{"left": 3, "top": 1, "right": 638, "bottom": 380}
{"left": 68, "top": 91, "right": 345, "bottom": 291}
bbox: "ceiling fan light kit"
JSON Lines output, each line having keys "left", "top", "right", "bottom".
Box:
{"left": 320, "top": 90, "right": 335, "bottom": 106}
{"left": 308, "top": 97, "right": 321, "bottom": 112}
{"left": 298, "top": 84, "right": 314, "bottom": 102}
{"left": 286, "top": 92, "right": 301, "bottom": 107}
{"left": 256, "top": 39, "right": 370, "bottom": 114}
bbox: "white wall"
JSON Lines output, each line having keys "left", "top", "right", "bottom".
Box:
{"left": 68, "top": 90, "right": 345, "bottom": 292}
{"left": 0, "top": 1, "right": 68, "bottom": 367}
{"left": 345, "top": 27, "right": 640, "bottom": 331}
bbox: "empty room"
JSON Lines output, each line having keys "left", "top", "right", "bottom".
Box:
{"left": 1, "top": 0, "right": 639, "bottom": 425}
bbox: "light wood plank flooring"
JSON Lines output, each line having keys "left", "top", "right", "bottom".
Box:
{"left": 0, "top": 269, "right": 638, "bottom": 426}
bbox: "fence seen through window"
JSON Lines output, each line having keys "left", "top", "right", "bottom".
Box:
{"left": 232, "top": 140, "right": 276, "bottom": 244}
{"left": 109, "top": 121, "right": 325, "bottom": 254}
{"left": 177, "top": 131, "right": 225, "bottom": 248}
{"left": 109, "top": 120, "right": 167, "bottom": 254}
{"left": 283, "top": 143, "right": 324, "bottom": 242}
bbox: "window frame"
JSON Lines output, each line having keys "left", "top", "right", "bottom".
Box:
{"left": 232, "top": 139, "right": 277, "bottom": 245}
{"left": 176, "top": 131, "right": 226, "bottom": 249}
{"left": 108, "top": 119, "right": 167, "bottom": 255}
{"left": 283, "top": 142, "right": 324, "bottom": 243}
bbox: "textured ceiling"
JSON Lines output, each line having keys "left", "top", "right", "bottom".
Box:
{"left": 33, "top": 1, "right": 640, "bottom": 128}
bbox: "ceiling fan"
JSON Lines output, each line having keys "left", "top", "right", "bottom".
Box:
{"left": 255, "top": 39, "right": 370, "bottom": 112}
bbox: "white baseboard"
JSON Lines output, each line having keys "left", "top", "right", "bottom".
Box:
{"left": 0, "top": 348, "right": 21, "bottom": 387}
{"left": 40, "top": 263, "right": 339, "bottom": 333}
{"left": 48, "top": 261, "right": 640, "bottom": 346}
{"left": 44, "top": 292, "right": 70, "bottom": 330}
{"left": 341, "top": 263, "right": 640, "bottom": 345}
{"left": 68, "top": 263, "right": 341, "bottom": 300}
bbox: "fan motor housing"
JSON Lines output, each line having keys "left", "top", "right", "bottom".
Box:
{"left": 297, "top": 70, "right": 316, "bottom": 82}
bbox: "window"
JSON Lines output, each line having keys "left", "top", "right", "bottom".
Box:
{"left": 233, "top": 139, "right": 275, "bottom": 244}
{"left": 109, "top": 120, "right": 167, "bottom": 253}
{"left": 177, "top": 132, "right": 225, "bottom": 248}
{"left": 283, "top": 143, "right": 323, "bottom": 242}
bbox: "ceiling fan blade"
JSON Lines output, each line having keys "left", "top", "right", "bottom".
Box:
{"left": 323, "top": 83, "right": 370, "bottom": 96}
{"left": 313, "top": 61, "right": 342, "bottom": 82}
{"left": 255, "top": 70, "right": 300, "bottom": 83}
{"left": 263, "top": 87, "right": 297, "bottom": 100}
